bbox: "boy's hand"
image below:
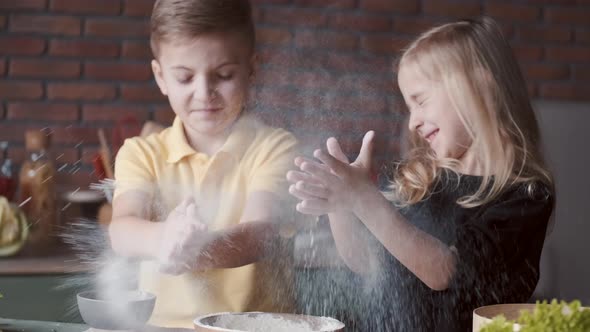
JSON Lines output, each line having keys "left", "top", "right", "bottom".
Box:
{"left": 287, "top": 131, "right": 375, "bottom": 216}
{"left": 157, "top": 197, "right": 208, "bottom": 275}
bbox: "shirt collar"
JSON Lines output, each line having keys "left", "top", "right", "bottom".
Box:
{"left": 165, "top": 116, "right": 256, "bottom": 164}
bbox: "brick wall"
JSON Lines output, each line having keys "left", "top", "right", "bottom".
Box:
{"left": 0, "top": 0, "right": 589, "bottom": 190}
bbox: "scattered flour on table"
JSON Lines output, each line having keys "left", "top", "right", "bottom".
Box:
{"left": 210, "top": 314, "right": 342, "bottom": 332}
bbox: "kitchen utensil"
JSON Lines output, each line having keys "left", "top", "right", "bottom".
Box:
{"left": 193, "top": 312, "right": 345, "bottom": 332}
{"left": 77, "top": 290, "right": 156, "bottom": 330}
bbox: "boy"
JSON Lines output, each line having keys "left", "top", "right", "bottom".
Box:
{"left": 109, "top": 0, "right": 298, "bottom": 327}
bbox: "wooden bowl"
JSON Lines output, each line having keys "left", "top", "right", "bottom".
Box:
{"left": 194, "top": 312, "right": 345, "bottom": 332}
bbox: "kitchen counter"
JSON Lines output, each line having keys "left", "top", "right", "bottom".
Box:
{"left": 0, "top": 318, "right": 193, "bottom": 332}
{"left": 0, "top": 318, "right": 86, "bottom": 332}
{"left": 0, "top": 242, "right": 91, "bottom": 275}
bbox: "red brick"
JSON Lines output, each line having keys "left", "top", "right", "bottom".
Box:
{"left": 52, "top": 126, "right": 101, "bottom": 145}
{"left": 85, "top": 19, "right": 150, "bottom": 38}
{"left": 546, "top": 8, "right": 590, "bottom": 26}
{"left": 255, "top": 88, "right": 303, "bottom": 110}
{"left": 81, "top": 147, "right": 100, "bottom": 165}
{"left": 392, "top": 17, "right": 442, "bottom": 36}
{"left": 50, "top": 0, "right": 121, "bottom": 14}
{"left": 325, "top": 53, "right": 390, "bottom": 73}
{"left": 49, "top": 40, "right": 120, "bottom": 58}
{"left": 122, "top": 41, "right": 153, "bottom": 59}
{"left": 124, "top": 0, "right": 155, "bottom": 17}
{"left": 513, "top": 45, "right": 544, "bottom": 61}
{"left": 264, "top": 8, "right": 327, "bottom": 27}
{"left": 82, "top": 105, "right": 150, "bottom": 122}
{"left": 577, "top": 30, "right": 590, "bottom": 43}
{"left": 359, "top": 0, "right": 418, "bottom": 14}
{"left": 258, "top": 49, "right": 321, "bottom": 69}
{"left": 292, "top": 0, "right": 355, "bottom": 9}
{"left": 485, "top": 3, "right": 540, "bottom": 22}
{"left": 527, "top": 83, "right": 537, "bottom": 98}
{"left": 0, "top": 37, "right": 45, "bottom": 55}
{"left": 47, "top": 83, "right": 116, "bottom": 101}
{"left": 257, "top": 27, "right": 292, "bottom": 46}
{"left": 521, "top": 0, "right": 576, "bottom": 3}
{"left": 120, "top": 84, "right": 166, "bottom": 102}
{"left": 339, "top": 75, "right": 394, "bottom": 94}
{"left": 295, "top": 30, "right": 358, "bottom": 51}
{"left": 362, "top": 35, "right": 410, "bottom": 55}
{"left": 251, "top": 0, "right": 293, "bottom": 5}
{"left": 546, "top": 47, "right": 590, "bottom": 63}
{"left": 6, "top": 102, "right": 79, "bottom": 122}
{"left": 539, "top": 83, "right": 590, "bottom": 101}
{"left": 423, "top": 0, "right": 481, "bottom": 18}
{"left": 10, "top": 15, "right": 81, "bottom": 36}
{"left": 57, "top": 171, "right": 95, "bottom": 189}
{"left": 9, "top": 59, "right": 80, "bottom": 78}
{"left": 329, "top": 13, "right": 391, "bottom": 32}
{"left": 154, "top": 105, "right": 175, "bottom": 125}
{"left": 85, "top": 62, "right": 152, "bottom": 81}
{"left": 7, "top": 147, "right": 78, "bottom": 165}
{"left": 0, "top": 0, "right": 46, "bottom": 10}
{"left": 292, "top": 115, "right": 356, "bottom": 133}
{"left": 518, "top": 26, "right": 572, "bottom": 43}
{"left": 500, "top": 24, "right": 515, "bottom": 40}
{"left": 523, "top": 64, "right": 570, "bottom": 80}
{"left": 574, "top": 66, "right": 590, "bottom": 81}
{"left": 0, "top": 81, "right": 43, "bottom": 100}
{"left": 0, "top": 58, "right": 5, "bottom": 76}
{"left": 254, "top": 68, "right": 292, "bottom": 88}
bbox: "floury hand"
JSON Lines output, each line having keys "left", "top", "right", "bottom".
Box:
{"left": 156, "top": 197, "right": 209, "bottom": 275}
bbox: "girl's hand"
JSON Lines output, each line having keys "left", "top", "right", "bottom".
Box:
{"left": 287, "top": 131, "right": 375, "bottom": 216}
{"left": 157, "top": 197, "right": 209, "bottom": 275}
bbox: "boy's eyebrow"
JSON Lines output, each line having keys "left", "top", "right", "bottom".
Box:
{"left": 170, "top": 62, "right": 241, "bottom": 71}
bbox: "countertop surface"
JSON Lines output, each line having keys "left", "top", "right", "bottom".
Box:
{"left": 0, "top": 242, "right": 91, "bottom": 275}
{"left": 0, "top": 318, "right": 194, "bottom": 332}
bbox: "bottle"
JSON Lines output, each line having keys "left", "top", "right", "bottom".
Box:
{"left": 18, "top": 130, "right": 57, "bottom": 252}
{"left": 0, "top": 141, "right": 16, "bottom": 201}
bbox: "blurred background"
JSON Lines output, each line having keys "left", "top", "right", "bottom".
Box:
{"left": 0, "top": 0, "right": 588, "bottom": 323}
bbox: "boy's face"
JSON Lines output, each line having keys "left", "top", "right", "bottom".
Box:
{"left": 398, "top": 63, "right": 472, "bottom": 162}
{"left": 152, "top": 32, "right": 253, "bottom": 139}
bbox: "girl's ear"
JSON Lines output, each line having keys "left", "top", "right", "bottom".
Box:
{"left": 152, "top": 59, "right": 168, "bottom": 96}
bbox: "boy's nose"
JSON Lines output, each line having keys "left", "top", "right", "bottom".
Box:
{"left": 193, "top": 77, "right": 216, "bottom": 102}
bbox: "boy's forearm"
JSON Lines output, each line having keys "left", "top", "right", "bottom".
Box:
{"left": 108, "top": 216, "right": 161, "bottom": 259}
{"left": 354, "top": 188, "right": 457, "bottom": 291}
{"left": 193, "top": 220, "right": 281, "bottom": 270}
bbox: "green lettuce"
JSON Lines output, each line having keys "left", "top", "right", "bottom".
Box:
{"left": 481, "top": 300, "right": 590, "bottom": 332}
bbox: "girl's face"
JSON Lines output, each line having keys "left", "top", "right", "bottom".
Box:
{"left": 152, "top": 32, "right": 253, "bottom": 138}
{"left": 398, "top": 63, "right": 472, "bottom": 162}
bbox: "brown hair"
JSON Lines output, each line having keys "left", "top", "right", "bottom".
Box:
{"left": 150, "top": 0, "right": 255, "bottom": 58}
{"left": 386, "top": 16, "right": 553, "bottom": 208}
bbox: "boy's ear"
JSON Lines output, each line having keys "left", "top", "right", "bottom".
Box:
{"left": 151, "top": 59, "right": 168, "bottom": 96}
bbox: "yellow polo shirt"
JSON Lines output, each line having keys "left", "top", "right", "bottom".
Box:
{"left": 113, "top": 115, "right": 298, "bottom": 328}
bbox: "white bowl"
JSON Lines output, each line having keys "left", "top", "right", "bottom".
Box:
{"left": 193, "top": 312, "right": 345, "bottom": 332}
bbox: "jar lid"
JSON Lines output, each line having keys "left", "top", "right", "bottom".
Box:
{"left": 25, "top": 130, "right": 51, "bottom": 151}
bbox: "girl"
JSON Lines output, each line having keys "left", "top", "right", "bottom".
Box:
{"left": 287, "top": 17, "right": 554, "bottom": 331}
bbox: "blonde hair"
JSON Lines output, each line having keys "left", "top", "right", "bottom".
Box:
{"left": 387, "top": 17, "right": 553, "bottom": 208}
{"left": 150, "top": 0, "right": 255, "bottom": 58}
